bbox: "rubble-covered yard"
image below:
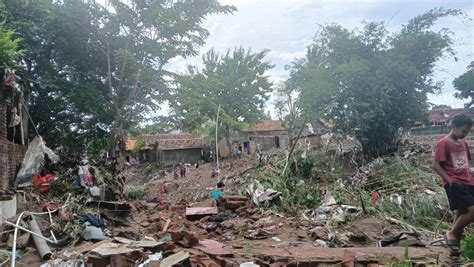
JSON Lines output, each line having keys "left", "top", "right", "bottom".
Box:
{"left": 0, "top": 135, "right": 466, "bottom": 266}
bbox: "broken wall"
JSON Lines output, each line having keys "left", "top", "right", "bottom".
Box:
{"left": 0, "top": 89, "right": 27, "bottom": 189}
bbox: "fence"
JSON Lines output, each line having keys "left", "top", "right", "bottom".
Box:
{"left": 409, "top": 125, "right": 449, "bottom": 135}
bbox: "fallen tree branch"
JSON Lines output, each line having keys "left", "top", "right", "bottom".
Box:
{"left": 281, "top": 116, "right": 307, "bottom": 176}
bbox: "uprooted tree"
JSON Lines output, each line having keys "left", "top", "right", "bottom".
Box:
{"left": 0, "top": 0, "right": 235, "bottom": 157}
{"left": 289, "top": 8, "right": 464, "bottom": 159}
{"left": 170, "top": 47, "right": 274, "bottom": 156}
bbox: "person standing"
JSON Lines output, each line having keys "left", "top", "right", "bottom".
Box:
{"left": 172, "top": 163, "right": 178, "bottom": 179}
{"left": 433, "top": 114, "right": 474, "bottom": 252}
{"left": 236, "top": 145, "right": 242, "bottom": 159}
{"left": 179, "top": 162, "right": 186, "bottom": 178}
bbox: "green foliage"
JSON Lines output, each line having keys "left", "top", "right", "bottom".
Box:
{"left": 171, "top": 47, "right": 274, "bottom": 155}
{"left": 0, "top": 0, "right": 235, "bottom": 155}
{"left": 359, "top": 157, "right": 449, "bottom": 232}
{"left": 132, "top": 136, "right": 146, "bottom": 155}
{"left": 290, "top": 8, "right": 461, "bottom": 159}
{"left": 143, "top": 163, "right": 162, "bottom": 174}
{"left": 259, "top": 173, "right": 322, "bottom": 213}
{"left": 389, "top": 246, "right": 412, "bottom": 266}
{"left": 254, "top": 150, "right": 328, "bottom": 213}
{"left": 431, "top": 104, "right": 452, "bottom": 110}
{"left": 126, "top": 186, "right": 145, "bottom": 200}
{"left": 454, "top": 62, "right": 474, "bottom": 107}
{"left": 274, "top": 81, "right": 303, "bottom": 144}
{"left": 462, "top": 231, "right": 474, "bottom": 261}
{"left": 0, "top": 23, "right": 23, "bottom": 68}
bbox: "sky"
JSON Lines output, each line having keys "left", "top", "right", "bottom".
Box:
{"left": 164, "top": 0, "right": 474, "bottom": 117}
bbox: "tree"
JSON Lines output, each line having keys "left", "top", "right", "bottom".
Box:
{"left": 274, "top": 81, "right": 302, "bottom": 147}
{"left": 0, "top": 0, "right": 235, "bottom": 157}
{"left": 431, "top": 104, "right": 452, "bottom": 110}
{"left": 0, "top": 23, "right": 23, "bottom": 68}
{"left": 290, "top": 8, "right": 462, "bottom": 158}
{"left": 171, "top": 47, "right": 274, "bottom": 156}
{"left": 454, "top": 62, "right": 474, "bottom": 107}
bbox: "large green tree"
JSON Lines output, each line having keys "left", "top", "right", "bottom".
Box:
{"left": 454, "top": 62, "right": 474, "bottom": 107}
{"left": 0, "top": 22, "right": 23, "bottom": 68}
{"left": 0, "top": 0, "right": 235, "bottom": 157}
{"left": 171, "top": 47, "right": 274, "bottom": 156}
{"left": 290, "top": 8, "right": 462, "bottom": 158}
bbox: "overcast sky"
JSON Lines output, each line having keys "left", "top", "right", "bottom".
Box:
{"left": 164, "top": 0, "right": 473, "bottom": 117}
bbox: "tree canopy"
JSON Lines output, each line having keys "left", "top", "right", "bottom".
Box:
{"left": 0, "top": 0, "right": 235, "bottom": 156}
{"left": 289, "top": 8, "right": 462, "bottom": 158}
{"left": 454, "top": 62, "right": 474, "bottom": 107}
{"left": 170, "top": 47, "right": 274, "bottom": 155}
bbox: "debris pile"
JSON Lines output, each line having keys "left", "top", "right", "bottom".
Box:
{"left": 0, "top": 137, "right": 456, "bottom": 266}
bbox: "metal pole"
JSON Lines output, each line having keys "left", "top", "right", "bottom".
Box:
{"left": 4, "top": 220, "right": 57, "bottom": 244}
{"left": 215, "top": 104, "right": 221, "bottom": 180}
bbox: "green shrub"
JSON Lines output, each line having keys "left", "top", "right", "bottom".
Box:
{"left": 462, "top": 231, "right": 474, "bottom": 261}
{"left": 143, "top": 163, "right": 162, "bottom": 174}
{"left": 126, "top": 186, "right": 145, "bottom": 200}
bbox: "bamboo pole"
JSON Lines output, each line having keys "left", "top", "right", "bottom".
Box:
{"left": 215, "top": 104, "right": 221, "bottom": 180}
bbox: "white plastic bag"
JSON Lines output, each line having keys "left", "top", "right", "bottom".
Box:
{"left": 15, "top": 136, "right": 59, "bottom": 187}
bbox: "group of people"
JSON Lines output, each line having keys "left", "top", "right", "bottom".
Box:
{"left": 172, "top": 162, "right": 187, "bottom": 178}
{"left": 172, "top": 161, "right": 201, "bottom": 178}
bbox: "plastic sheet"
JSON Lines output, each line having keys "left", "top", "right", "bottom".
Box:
{"left": 15, "top": 136, "right": 59, "bottom": 187}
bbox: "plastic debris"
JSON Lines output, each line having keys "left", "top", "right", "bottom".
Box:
{"left": 16, "top": 136, "right": 60, "bottom": 187}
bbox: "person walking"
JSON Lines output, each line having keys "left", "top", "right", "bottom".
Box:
{"left": 433, "top": 114, "right": 474, "bottom": 253}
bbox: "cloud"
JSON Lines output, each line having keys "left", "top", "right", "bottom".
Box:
{"left": 162, "top": 0, "right": 473, "bottom": 117}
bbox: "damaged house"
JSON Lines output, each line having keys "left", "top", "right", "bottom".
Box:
{"left": 0, "top": 69, "right": 29, "bottom": 190}
{"left": 242, "top": 120, "right": 289, "bottom": 150}
{"left": 126, "top": 133, "right": 209, "bottom": 166}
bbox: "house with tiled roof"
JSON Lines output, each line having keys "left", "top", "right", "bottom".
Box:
{"left": 242, "top": 120, "right": 288, "bottom": 149}
{"left": 410, "top": 108, "right": 474, "bottom": 135}
{"left": 125, "top": 133, "right": 210, "bottom": 166}
{"left": 429, "top": 108, "right": 474, "bottom": 125}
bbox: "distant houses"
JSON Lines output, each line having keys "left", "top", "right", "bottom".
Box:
{"left": 242, "top": 120, "right": 289, "bottom": 149}
{"left": 410, "top": 108, "right": 474, "bottom": 135}
{"left": 125, "top": 133, "right": 209, "bottom": 166}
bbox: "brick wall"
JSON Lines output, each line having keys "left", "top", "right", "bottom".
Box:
{"left": 0, "top": 89, "right": 27, "bottom": 190}
{"left": 7, "top": 142, "right": 27, "bottom": 187}
{"left": 0, "top": 88, "right": 8, "bottom": 190}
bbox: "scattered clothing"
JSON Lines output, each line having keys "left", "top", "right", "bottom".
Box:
{"left": 76, "top": 214, "right": 106, "bottom": 228}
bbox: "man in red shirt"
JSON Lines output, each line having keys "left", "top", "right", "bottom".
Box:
{"left": 433, "top": 113, "right": 473, "bottom": 249}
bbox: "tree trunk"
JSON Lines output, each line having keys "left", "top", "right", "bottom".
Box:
{"left": 287, "top": 121, "right": 294, "bottom": 148}
{"left": 224, "top": 128, "right": 232, "bottom": 158}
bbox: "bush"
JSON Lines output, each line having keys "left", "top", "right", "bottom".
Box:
{"left": 143, "top": 163, "right": 162, "bottom": 174}
{"left": 126, "top": 186, "right": 145, "bottom": 200}
{"left": 462, "top": 232, "right": 474, "bottom": 261}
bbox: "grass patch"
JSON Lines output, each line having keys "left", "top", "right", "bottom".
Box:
{"left": 126, "top": 186, "right": 145, "bottom": 200}
{"left": 462, "top": 231, "right": 474, "bottom": 261}
{"left": 143, "top": 163, "right": 162, "bottom": 174}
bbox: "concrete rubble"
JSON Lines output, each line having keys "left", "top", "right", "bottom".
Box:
{"left": 0, "top": 139, "right": 461, "bottom": 266}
